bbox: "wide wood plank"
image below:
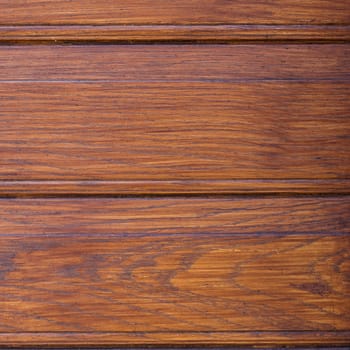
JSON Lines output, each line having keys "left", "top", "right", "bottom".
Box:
{"left": 0, "top": 233, "right": 349, "bottom": 333}
{"left": 1, "top": 197, "right": 349, "bottom": 235}
{"left": 0, "top": 45, "right": 349, "bottom": 81}
{"left": 0, "top": 1, "right": 349, "bottom": 25}
{"left": 0, "top": 197, "right": 349, "bottom": 345}
{"left": 0, "top": 82, "right": 349, "bottom": 181}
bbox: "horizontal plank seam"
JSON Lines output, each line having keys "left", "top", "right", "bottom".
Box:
{"left": 1, "top": 330, "right": 349, "bottom": 333}
{"left": 1, "top": 24, "right": 350, "bottom": 27}
{"left": 0, "top": 232, "right": 347, "bottom": 238}
{"left": 0, "top": 79, "right": 349, "bottom": 83}
{"left": 1, "top": 181, "right": 349, "bottom": 196}
{"left": 2, "top": 179, "right": 350, "bottom": 181}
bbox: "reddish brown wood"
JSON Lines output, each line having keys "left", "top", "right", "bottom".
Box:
{"left": 0, "top": 197, "right": 349, "bottom": 346}
{"left": 1, "top": 197, "right": 348, "bottom": 235}
{"left": 1, "top": 179, "right": 349, "bottom": 196}
{"left": 0, "top": 25, "right": 349, "bottom": 43}
{"left": 1, "top": 82, "right": 348, "bottom": 183}
{"left": 0, "top": 2, "right": 349, "bottom": 348}
{"left": 1, "top": 331, "right": 349, "bottom": 347}
{"left": 1, "top": 44, "right": 349, "bottom": 81}
{"left": 0, "top": 0, "right": 349, "bottom": 25}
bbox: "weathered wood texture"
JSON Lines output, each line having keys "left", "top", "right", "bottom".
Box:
{"left": 0, "top": 1, "right": 349, "bottom": 25}
{"left": 0, "top": 197, "right": 349, "bottom": 346}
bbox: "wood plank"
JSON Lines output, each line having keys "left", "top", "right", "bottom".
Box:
{"left": 1, "top": 331, "right": 349, "bottom": 347}
{"left": 0, "top": 197, "right": 349, "bottom": 235}
{"left": 0, "top": 82, "right": 349, "bottom": 182}
{"left": 1, "top": 179, "right": 350, "bottom": 196}
{"left": 0, "top": 45, "right": 349, "bottom": 81}
{"left": 1, "top": 25, "right": 350, "bottom": 43}
{"left": 0, "top": 1, "right": 349, "bottom": 25}
{"left": 0, "top": 197, "right": 349, "bottom": 344}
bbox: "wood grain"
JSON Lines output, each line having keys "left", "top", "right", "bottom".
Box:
{"left": 0, "top": 197, "right": 349, "bottom": 346}
{"left": 1, "top": 331, "right": 349, "bottom": 347}
{"left": 1, "top": 45, "right": 349, "bottom": 81}
{"left": 1, "top": 1, "right": 349, "bottom": 347}
{"left": 1, "top": 197, "right": 349, "bottom": 235}
{"left": 1, "top": 25, "right": 350, "bottom": 43}
{"left": 0, "top": 197, "right": 350, "bottom": 344}
{"left": 0, "top": 1, "right": 349, "bottom": 25}
{"left": 1, "top": 82, "right": 348, "bottom": 182}
{"left": 1, "top": 179, "right": 350, "bottom": 196}
{"left": 1, "top": 45, "right": 348, "bottom": 194}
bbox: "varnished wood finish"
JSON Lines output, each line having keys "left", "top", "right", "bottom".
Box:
{"left": 1, "top": 25, "right": 350, "bottom": 43}
{"left": 1, "top": 45, "right": 348, "bottom": 194}
{"left": 1, "top": 197, "right": 348, "bottom": 235}
{"left": 1, "top": 1, "right": 349, "bottom": 25}
{"left": 1, "top": 331, "right": 349, "bottom": 347}
{"left": 1, "top": 179, "right": 350, "bottom": 196}
{"left": 0, "top": 197, "right": 349, "bottom": 346}
{"left": 0, "top": 231, "right": 348, "bottom": 341}
{"left": 1, "top": 1, "right": 349, "bottom": 348}
{"left": 1, "top": 45, "right": 349, "bottom": 81}
{"left": 1, "top": 82, "right": 349, "bottom": 182}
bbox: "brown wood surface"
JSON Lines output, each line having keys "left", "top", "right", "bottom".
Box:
{"left": 0, "top": 197, "right": 349, "bottom": 346}
{"left": 1, "top": 45, "right": 348, "bottom": 193}
{"left": 1, "top": 1, "right": 349, "bottom": 347}
{"left": 1, "top": 197, "right": 348, "bottom": 235}
{"left": 1, "top": 25, "right": 350, "bottom": 43}
{"left": 1, "top": 0, "right": 349, "bottom": 25}
{"left": 1, "top": 331, "right": 349, "bottom": 347}
{"left": 1, "top": 82, "right": 349, "bottom": 182}
{"left": 1, "top": 44, "right": 349, "bottom": 81}
{"left": 1, "top": 179, "right": 350, "bottom": 196}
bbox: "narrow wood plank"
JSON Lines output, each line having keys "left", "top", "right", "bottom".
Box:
{"left": 1, "top": 180, "right": 350, "bottom": 196}
{"left": 0, "top": 196, "right": 348, "bottom": 344}
{"left": 0, "top": 45, "right": 349, "bottom": 81}
{"left": 1, "top": 25, "right": 350, "bottom": 43}
{"left": 0, "top": 1, "right": 349, "bottom": 25}
{"left": 1, "top": 331, "right": 349, "bottom": 347}
{"left": 0, "top": 197, "right": 348, "bottom": 235}
{"left": 1, "top": 82, "right": 349, "bottom": 182}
